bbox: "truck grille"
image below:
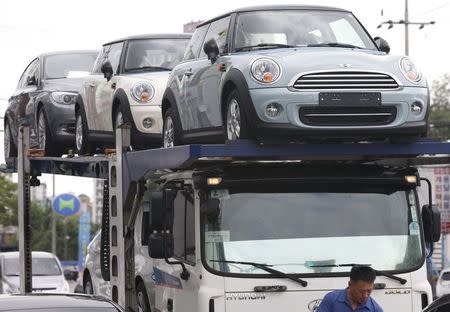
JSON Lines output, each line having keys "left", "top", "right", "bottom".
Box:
{"left": 293, "top": 71, "right": 399, "bottom": 90}
{"left": 299, "top": 106, "right": 397, "bottom": 126}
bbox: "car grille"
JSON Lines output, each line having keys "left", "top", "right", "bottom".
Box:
{"left": 293, "top": 71, "right": 399, "bottom": 90}
{"left": 299, "top": 106, "right": 397, "bottom": 126}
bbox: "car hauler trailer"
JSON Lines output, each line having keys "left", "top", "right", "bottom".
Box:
{"left": 7, "top": 125, "right": 449, "bottom": 312}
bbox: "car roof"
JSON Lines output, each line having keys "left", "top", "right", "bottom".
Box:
{"left": 38, "top": 50, "right": 98, "bottom": 58}
{"left": 197, "top": 5, "right": 350, "bottom": 28}
{"left": 0, "top": 294, "right": 121, "bottom": 311}
{"left": 0, "top": 251, "right": 57, "bottom": 259}
{"left": 103, "top": 33, "right": 192, "bottom": 46}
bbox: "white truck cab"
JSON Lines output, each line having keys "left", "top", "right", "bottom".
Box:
{"left": 141, "top": 163, "right": 440, "bottom": 312}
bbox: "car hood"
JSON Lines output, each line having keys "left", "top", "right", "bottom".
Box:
{"left": 123, "top": 71, "right": 171, "bottom": 80}
{"left": 3, "top": 275, "right": 65, "bottom": 291}
{"left": 230, "top": 47, "right": 426, "bottom": 88}
{"left": 42, "top": 77, "right": 86, "bottom": 92}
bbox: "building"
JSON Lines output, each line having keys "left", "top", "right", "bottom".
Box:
{"left": 183, "top": 20, "right": 202, "bottom": 33}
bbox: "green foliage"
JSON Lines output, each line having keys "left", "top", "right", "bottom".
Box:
{"left": 430, "top": 74, "right": 450, "bottom": 140}
{"left": 0, "top": 175, "right": 18, "bottom": 226}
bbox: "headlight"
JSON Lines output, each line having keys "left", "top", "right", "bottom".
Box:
{"left": 399, "top": 57, "right": 422, "bottom": 83}
{"left": 51, "top": 92, "right": 77, "bottom": 105}
{"left": 131, "top": 82, "right": 155, "bottom": 103}
{"left": 251, "top": 58, "right": 281, "bottom": 84}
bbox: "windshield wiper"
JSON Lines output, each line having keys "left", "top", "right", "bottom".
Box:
{"left": 125, "top": 66, "right": 171, "bottom": 72}
{"left": 210, "top": 260, "right": 307, "bottom": 287}
{"left": 308, "top": 263, "right": 407, "bottom": 285}
{"left": 235, "top": 43, "right": 297, "bottom": 52}
{"left": 307, "top": 42, "right": 363, "bottom": 49}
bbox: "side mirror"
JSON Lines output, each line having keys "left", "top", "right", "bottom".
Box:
{"left": 200, "top": 198, "right": 220, "bottom": 222}
{"left": 26, "top": 76, "right": 37, "bottom": 86}
{"left": 203, "top": 39, "right": 220, "bottom": 64}
{"left": 422, "top": 204, "right": 441, "bottom": 243}
{"left": 374, "top": 37, "right": 390, "bottom": 54}
{"left": 149, "top": 233, "right": 174, "bottom": 259}
{"left": 101, "top": 60, "right": 114, "bottom": 81}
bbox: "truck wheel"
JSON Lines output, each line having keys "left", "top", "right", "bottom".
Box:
{"left": 163, "top": 107, "right": 182, "bottom": 148}
{"left": 225, "top": 90, "right": 251, "bottom": 141}
{"left": 4, "top": 119, "right": 17, "bottom": 158}
{"left": 76, "top": 110, "right": 94, "bottom": 155}
{"left": 136, "top": 281, "right": 151, "bottom": 312}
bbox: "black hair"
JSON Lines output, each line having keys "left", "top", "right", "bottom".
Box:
{"left": 350, "top": 266, "right": 376, "bottom": 283}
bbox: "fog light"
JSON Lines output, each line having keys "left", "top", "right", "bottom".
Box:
{"left": 266, "top": 103, "right": 281, "bottom": 118}
{"left": 411, "top": 102, "right": 422, "bottom": 115}
{"left": 142, "top": 118, "right": 154, "bottom": 129}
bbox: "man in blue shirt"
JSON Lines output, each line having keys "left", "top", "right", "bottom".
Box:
{"left": 317, "top": 266, "right": 383, "bottom": 312}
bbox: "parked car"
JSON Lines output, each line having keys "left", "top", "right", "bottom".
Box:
{"left": 75, "top": 34, "right": 191, "bottom": 154}
{"left": 0, "top": 251, "right": 70, "bottom": 293}
{"left": 436, "top": 268, "right": 450, "bottom": 298}
{"left": 0, "top": 293, "right": 123, "bottom": 312}
{"left": 3, "top": 50, "right": 98, "bottom": 157}
{"left": 83, "top": 201, "right": 152, "bottom": 312}
{"left": 161, "top": 5, "right": 429, "bottom": 147}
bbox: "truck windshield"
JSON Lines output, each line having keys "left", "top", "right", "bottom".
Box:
{"left": 202, "top": 184, "right": 422, "bottom": 275}
{"left": 234, "top": 10, "right": 377, "bottom": 51}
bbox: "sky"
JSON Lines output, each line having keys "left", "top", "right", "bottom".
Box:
{"left": 0, "top": 0, "right": 449, "bottom": 199}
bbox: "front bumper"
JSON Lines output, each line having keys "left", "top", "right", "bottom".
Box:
{"left": 45, "top": 102, "right": 76, "bottom": 144}
{"left": 246, "top": 86, "right": 428, "bottom": 141}
{"left": 127, "top": 105, "right": 162, "bottom": 147}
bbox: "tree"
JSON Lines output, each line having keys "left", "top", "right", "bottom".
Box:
{"left": 0, "top": 175, "right": 18, "bottom": 226}
{"left": 429, "top": 74, "right": 450, "bottom": 140}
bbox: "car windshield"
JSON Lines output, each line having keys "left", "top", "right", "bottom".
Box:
{"left": 45, "top": 53, "right": 97, "bottom": 79}
{"left": 4, "top": 257, "right": 62, "bottom": 276}
{"left": 233, "top": 10, "right": 377, "bottom": 51}
{"left": 203, "top": 183, "right": 422, "bottom": 275}
{"left": 124, "top": 39, "right": 190, "bottom": 72}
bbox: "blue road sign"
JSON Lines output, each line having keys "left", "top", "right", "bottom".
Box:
{"left": 53, "top": 194, "right": 80, "bottom": 216}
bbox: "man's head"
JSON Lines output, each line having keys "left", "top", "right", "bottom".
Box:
{"left": 347, "top": 266, "right": 376, "bottom": 305}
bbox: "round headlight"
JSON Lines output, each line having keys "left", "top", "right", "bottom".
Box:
{"left": 251, "top": 58, "right": 281, "bottom": 84}
{"left": 400, "top": 57, "right": 422, "bottom": 83}
{"left": 51, "top": 92, "right": 77, "bottom": 105}
{"left": 131, "top": 82, "right": 155, "bottom": 103}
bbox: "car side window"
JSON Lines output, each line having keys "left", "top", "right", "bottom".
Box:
{"left": 92, "top": 42, "right": 124, "bottom": 74}
{"left": 18, "top": 59, "right": 39, "bottom": 88}
{"left": 183, "top": 25, "right": 209, "bottom": 60}
{"left": 172, "top": 188, "right": 195, "bottom": 264}
{"left": 199, "top": 16, "right": 231, "bottom": 59}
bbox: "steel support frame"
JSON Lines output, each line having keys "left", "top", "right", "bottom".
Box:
{"left": 108, "top": 125, "right": 137, "bottom": 310}
{"left": 18, "top": 126, "right": 32, "bottom": 293}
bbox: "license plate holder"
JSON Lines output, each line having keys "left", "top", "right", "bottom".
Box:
{"left": 319, "top": 92, "right": 382, "bottom": 106}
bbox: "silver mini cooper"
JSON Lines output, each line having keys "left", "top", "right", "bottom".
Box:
{"left": 162, "top": 5, "right": 428, "bottom": 146}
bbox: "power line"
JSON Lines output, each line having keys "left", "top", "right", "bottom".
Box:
{"left": 377, "top": 0, "right": 436, "bottom": 55}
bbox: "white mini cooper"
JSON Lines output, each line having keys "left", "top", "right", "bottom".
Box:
{"left": 75, "top": 34, "right": 190, "bottom": 154}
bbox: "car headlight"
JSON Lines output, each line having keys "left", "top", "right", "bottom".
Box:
{"left": 131, "top": 82, "right": 155, "bottom": 103}
{"left": 399, "top": 57, "right": 422, "bottom": 83}
{"left": 251, "top": 58, "right": 281, "bottom": 84}
{"left": 51, "top": 92, "right": 77, "bottom": 105}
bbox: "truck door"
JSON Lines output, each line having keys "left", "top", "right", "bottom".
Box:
{"left": 154, "top": 187, "right": 199, "bottom": 312}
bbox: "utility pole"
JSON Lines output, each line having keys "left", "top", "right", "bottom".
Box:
{"left": 52, "top": 173, "right": 56, "bottom": 254}
{"left": 377, "top": 0, "right": 435, "bottom": 56}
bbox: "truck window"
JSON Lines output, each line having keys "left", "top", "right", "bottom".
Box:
{"left": 172, "top": 189, "right": 195, "bottom": 264}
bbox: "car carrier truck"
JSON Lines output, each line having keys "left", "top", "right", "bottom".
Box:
{"left": 8, "top": 125, "right": 448, "bottom": 312}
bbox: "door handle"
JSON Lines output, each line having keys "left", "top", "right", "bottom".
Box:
{"left": 184, "top": 69, "right": 193, "bottom": 78}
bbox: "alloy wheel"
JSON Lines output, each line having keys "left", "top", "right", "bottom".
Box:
{"left": 115, "top": 111, "right": 124, "bottom": 129}
{"left": 75, "top": 114, "right": 83, "bottom": 152}
{"left": 137, "top": 291, "right": 146, "bottom": 312}
{"left": 226, "top": 99, "right": 241, "bottom": 140}
{"left": 38, "top": 111, "right": 47, "bottom": 150}
{"left": 163, "top": 116, "right": 174, "bottom": 148}
{"left": 4, "top": 122, "right": 11, "bottom": 157}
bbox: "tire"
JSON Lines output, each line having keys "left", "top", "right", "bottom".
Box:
{"left": 225, "top": 89, "right": 251, "bottom": 141}
{"left": 162, "top": 107, "right": 182, "bottom": 148}
{"left": 4, "top": 119, "right": 17, "bottom": 158}
{"left": 83, "top": 273, "right": 94, "bottom": 295}
{"left": 37, "top": 109, "right": 61, "bottom": 156}
{"left": 75, "top": 109, "right": 94, "bottom": 155}
{"left": 136, "top": 281, "right": 151, "bottom": 312}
